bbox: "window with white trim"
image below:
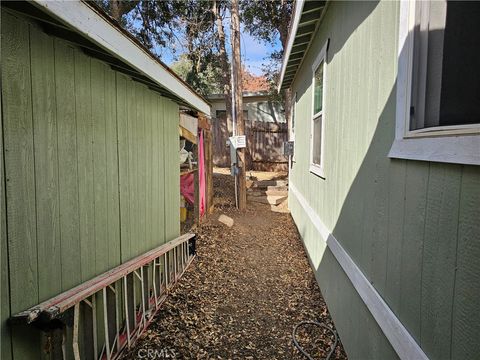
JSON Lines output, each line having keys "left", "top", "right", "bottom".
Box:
{"left": 389, "top": 0, "right": 480, "bottom": 165}
{"left": 310, "top": 41, "right": 328, "bottom": 177}
{"left": 410, "top": 0, "right": 480, "bottom": 131}
{"left": 290, "top": 92, "right": 296, "bottom": 141}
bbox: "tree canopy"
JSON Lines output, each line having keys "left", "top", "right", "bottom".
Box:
{"left": 93, "top": 0, "right": 292, "bottom": 98}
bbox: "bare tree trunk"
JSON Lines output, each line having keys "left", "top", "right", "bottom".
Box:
{"left": 279, "top": 0, "right": 290, "bottom": 49}
{"left": 109, "top": 0, "right": 138, "bottom": 23}
{"left": 110, "top": 0, "right": 122, "bottom": 22}
{"left": 230, "top": 0, "right": 247, "bottom": 210}
{"left": 212, "top": 0, "right": 233, "bottom": 132}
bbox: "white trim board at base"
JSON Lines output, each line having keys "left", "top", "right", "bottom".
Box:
{"left": 289, "top": 183, "right": 428, "bottom": 360}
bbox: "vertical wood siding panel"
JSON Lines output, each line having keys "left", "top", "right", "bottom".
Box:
{"left": 0, "top": 42, "right": 13, "bottom": 360}
{"left": 126, "top": 79, "right": 137, "bottom": 260}
{"left": 145, "top": 91, "right": 153, "bottom": 250}
{"left": 3, "top": 12, "right": 187, "bottom": 358}
{"left": 150, "top": 94, "right": 159, "bottom": 247}
{"left": 29, "top": 24, "right": 62, "bottom": 302}
{"left": 105, "top": 67, "right": 120, "bottom": 269}
{"left": 91, "top": 60, "right": 108, "bottom": 355}
{"left": 54, "top": 39, "right": 81, "bottom": 291}
{"left": 451, "top": 166, "right": 480, "bottom": 359}
{"left": 133, "top": 83, "right": 141, "bottom": 256}
{"left": 74, "top": 49, "right": 95, "bottom": 282}
{"left": 421, "top": 163, "right": 461, "bottom": 358}
{"left": 156, "top": 96, "right": 166, "bottom": 246}
{"left": 91, "top": 60, "right": 108, "bottom": 274}
{"left": 385, "top": 159, "right": 406, "bottom": 314}
{"left": 116, "top": 74, "right": 131, "bottom": 262}
{"left": 399, "top": 161, "right": 429, "bottom": 341}
{"left": 164, "top": 100, "right": 180, "bottom": 240}
{"left": 136, "top": 84, "right": 147, "bottom": 254}
{"left": 2, "top": 13, "right": 42, "bottom": 359}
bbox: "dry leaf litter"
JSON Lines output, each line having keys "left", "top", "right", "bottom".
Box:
{"left": 122, "top": 169, "right": 347, "bottom": 359}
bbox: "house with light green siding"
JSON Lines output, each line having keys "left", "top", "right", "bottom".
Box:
{"left": 1, "top": 1, "right": 209, "bottom": 359}
{"left": 279, "top": 1, "right": 480, "bottom": 359}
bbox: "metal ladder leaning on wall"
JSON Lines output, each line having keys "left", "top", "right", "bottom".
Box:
{"left": 10, "top": 233, "right": 197, "bottom": 360}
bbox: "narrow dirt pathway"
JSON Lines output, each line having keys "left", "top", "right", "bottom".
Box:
{"left": 123, "top": 170, "right": 347, "bottom": 359}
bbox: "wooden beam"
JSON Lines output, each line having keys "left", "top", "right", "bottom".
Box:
{"left": 179, "top": 126, "right": 197, "bottom": 144}
{"left": 290, "top": 43, "right": 309, "bottom": 55}
{"left": 302, "top": 1, "right": 325, "bottom": 14}
{"left": 299, "top": 9, "right": 323, "bottom": 26}
{"left": 278, "top": 0, "right": 305, "bottom": 92}
{"left": 204, "top": 130, "right": 214, "bottom": 215}
{"left": 296, "top": 23, "right": 316, "bottom": 36}
{"left": 293, "top": 34, "right": 313, "bottom": 47}
{"left": 289, "top": 52, "right": 304, "bottom": 61}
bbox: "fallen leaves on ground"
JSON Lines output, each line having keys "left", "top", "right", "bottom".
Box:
{"left": 122, "top": 170, "right": 347, "bottom": 359}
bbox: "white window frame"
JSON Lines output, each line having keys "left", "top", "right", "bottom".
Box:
{"left": 309, "top": 41, "right": 328, "bottom": 178}
{"left": 290, "top": 92, "right": 297, "bottom": 163}
{"left": 389, "top": 0, "right": 480, "bottom": 165}
{"left": 289, "top": 92, "right": 296, "bottom": 142}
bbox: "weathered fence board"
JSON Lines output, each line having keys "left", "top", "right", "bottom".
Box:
{"left": 212, "top": 116, "right": 288, "bottom": 171}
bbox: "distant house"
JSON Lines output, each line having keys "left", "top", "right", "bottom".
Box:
{"left": 209, "top": 92, "right": 288, "bottom": 171}
{"left": 280, "top": 1, "right": 480, "bottom": 359}
{"left": 1, "top": 1, "right": 210, "bottom": 359}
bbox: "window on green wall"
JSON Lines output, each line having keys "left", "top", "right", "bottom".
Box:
{"left": 310, "top": 40, "right": 328, "bottom": 178}
{"left": 389, "top": 0, "right": 480, "bottom": 165}
{"left": 314, "top": 64, "right": 323, "bottom": 115}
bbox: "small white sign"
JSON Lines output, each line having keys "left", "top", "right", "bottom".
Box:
{"left": 229, "top": 135, "right": 246, "bottom": 149}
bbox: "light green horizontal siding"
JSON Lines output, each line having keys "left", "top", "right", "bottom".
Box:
{"left": 1, "top": 11, "right": 179, "bottom": 359}
{"left": 290, "top": 1, "right": 480, "bottom": 359}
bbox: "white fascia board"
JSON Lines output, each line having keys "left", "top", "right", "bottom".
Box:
{"left": 31, "top": 0, "right": 211, "bottom": 116}
{"left": 277, "top": 0, "right": 305, "bottom": 92}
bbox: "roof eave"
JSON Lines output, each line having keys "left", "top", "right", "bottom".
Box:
{"left": 31, "top": 0, "right": 211, "bottom": 115}
{"left": 277, "top": 0, "right": 326, "bottom": 92}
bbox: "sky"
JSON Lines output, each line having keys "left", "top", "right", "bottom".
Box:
{"left": 159, "top": 24, "right": 282, "bottom": 77}
{"left": 240, "top": 30, "right": 282, "bottom": 76}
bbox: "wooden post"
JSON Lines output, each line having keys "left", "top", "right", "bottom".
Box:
{"left": 231, "top": 0, "right": 247, "bottom": 210}
{"left": 197, "top": 113, "right": 214, "bottom": 216}
{"left": 204, "top": 127, "right": 214, "bottom": 214}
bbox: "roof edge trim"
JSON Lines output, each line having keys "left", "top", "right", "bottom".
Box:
{"left": 277, "top": 0, "right": 305, "bottom": 93}
{"left": 31, "top": 0, "right": 211, "bottom": 115}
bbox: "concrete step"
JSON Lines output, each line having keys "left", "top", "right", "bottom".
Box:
{"left": 248, "top": 185, "right": 288, "bottom": 192}
{"left": 252, "top": 180, "right": 288, "bottom": 189}
{"left": 248, "top": 189, "right": 288, "bottom": 197}
{"left": 247, "top": 194, "right": 287, "bottom": 205}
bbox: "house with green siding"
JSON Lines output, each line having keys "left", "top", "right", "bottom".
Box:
{"left": 1, "top": 1, "right": 210, "bottom": 359}
{"left": 279, "top": 1, "right": 480, "bottom": 359}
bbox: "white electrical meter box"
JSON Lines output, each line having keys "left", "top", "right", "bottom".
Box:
{"left": 229, "top": 135, "right": 246, "bottom": 149}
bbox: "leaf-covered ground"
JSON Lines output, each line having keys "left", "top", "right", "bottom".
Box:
{"left": 122, "top": 170, "right": 347, "bottom": 359}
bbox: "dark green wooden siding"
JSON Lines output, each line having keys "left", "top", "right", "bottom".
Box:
{"left": 289, "top": 1, "right": 480, "bottom": 359}
{"left": 1, "top": 11, "right": 180, "bottom": 359}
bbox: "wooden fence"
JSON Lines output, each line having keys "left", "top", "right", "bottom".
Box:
{"left": 212, "top": 117, "right": 288, "bottom": 171}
